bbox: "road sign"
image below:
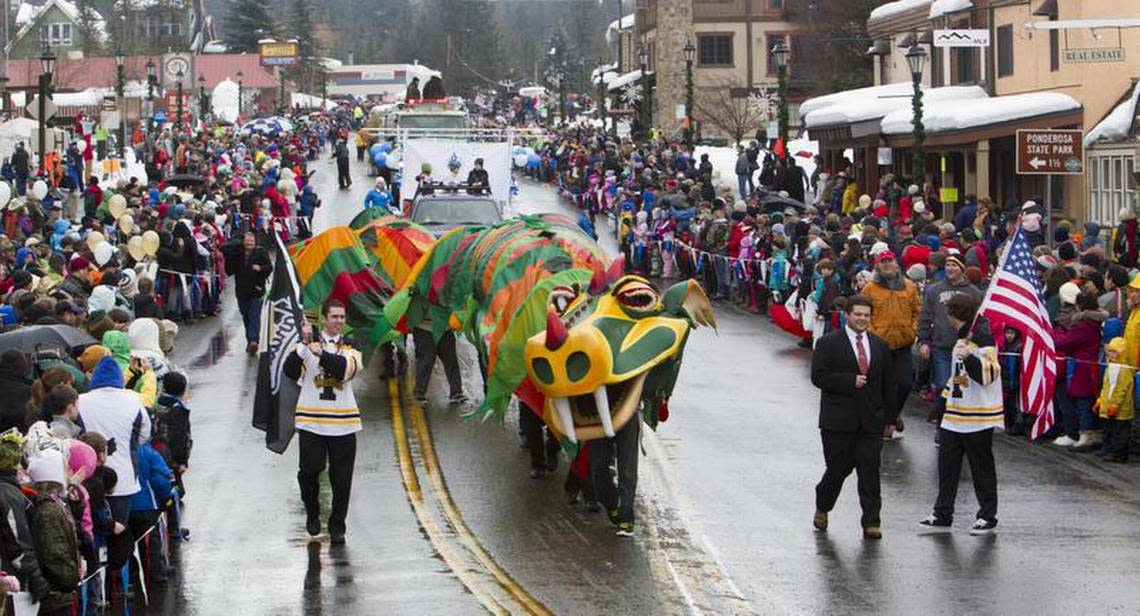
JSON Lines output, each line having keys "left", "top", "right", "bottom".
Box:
{"left": 1016, "top": 129, "right": 1084, "bottom": 175}
{"left": 259, "top": 41, "right": 298, "bottom": 67}
{"left": 102, "top": 96, "right": 116, "bottom": 111}
{"left": 25, "top": 95, "right": 56, "bottom": 121}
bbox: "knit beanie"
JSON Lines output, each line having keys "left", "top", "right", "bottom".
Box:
{"left": 0, "top": 431, "right": 24, "bottom": 471}
{"left": 906, "top": 264, "right": 928, "bottom": 282}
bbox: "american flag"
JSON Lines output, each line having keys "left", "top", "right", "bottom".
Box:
{"left": 977, "top": 228, "right": 1056, "bottom": 439}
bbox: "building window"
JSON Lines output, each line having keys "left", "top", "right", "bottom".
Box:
{"left": 954, "top": 47, "right": 976, "bottom": 83}
{"left": 930, "top": 47, "right": 944, "bottom": 87}
{"left": 997, "top": 24, "right": 1013, "bottom": 77}
{"left": 1049, "top": 28, "right": 1059, "bottom": 71}
{"left": 697, "top": 34, "right": 733, "bottom": 67}
{"left": 40, "top": 23, "right": 72, "bottom": 46}
{"left": 768, "top": 0, "right": 783, "bottom": 8}
{"left": 142, "top": 13, "right": 182, "bottom": 38}
{"left": 1088, "top": 153, "right": 1137, "bottom": 224}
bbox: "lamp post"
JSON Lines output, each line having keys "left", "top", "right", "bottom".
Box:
{"left": 197, "top": 74, "right": 207, "bottom": 122}
{"left": 37, "top": 42, "right": 55, "bottom": 174}
{"left": 596, "top": 60, "right": 606, "bottom": 125}
{"left": 115, "top": 47, "right": 125, "bottom": 158}
{"left": 556, "top": 67, "right": 566, "bottom": 127}
{"left": 145, "top": 58, "right": 156, "bottom": 124}
{"left": 683, "top": 40, "right": 695, "bottom": 148}
{"left": 771, "top": 39, "right": 790, "bottom": 143}
{"left": 638, "top": 45, "right": 651, "bottom": 137}
{"left": 175, "top": 68, "right": 184, "bottom": 131}
{"left": 236, "top": 70, "right": 244, "bottom": 119}
{"left": 906, "top": 43, "right": 927, "bottom": 190}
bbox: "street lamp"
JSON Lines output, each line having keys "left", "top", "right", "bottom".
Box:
{"left": 638, "top": 45, "right": 650, "bottom": 137}
{"left": 175, "top": 67, "right": 184, "bottom": 131}
{"left": 197, "top": 74, "right": 207, "bottom": 121}
{"left": 771, "top": 39, "right": 790, "bottom": 143}
{"left": 683, "top": 40, "right": 695, "bottom": 147}
{"left": 236, "top": 70, "right": 244, "bottom": 119}
{"left": 115, "top": 47, "right": 125, "bottom": 158}
{"left": 906, "top": 43, "right": 927, "bottom": 189}
{"left": 37, "top": 42, "right": 55, "bottom": 174}
{"left": 596, "top": 59, "right": 607, "bottom": 125}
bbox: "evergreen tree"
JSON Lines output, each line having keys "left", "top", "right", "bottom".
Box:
{"left": 75, "top": 0, "right": 106, "bottom": 56}
{"left": 225, "top": 0, "right": 279, "bottom": 53}
{"left": 788, "top": 0, "right": 877, "bottom": 96}
{"left": 412, "top": 0, "right": 502, "bottom": 96}
{"left": 286, "top": 0, "right": 323, "bottom": 93}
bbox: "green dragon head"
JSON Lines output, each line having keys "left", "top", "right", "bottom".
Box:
{"left": 523, "top": 259, "right": 715, "bottom": 444}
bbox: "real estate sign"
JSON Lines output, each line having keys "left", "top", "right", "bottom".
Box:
{"left": 1016, "top": 129, "right": 1084, "bottom": 175}
{"left": 1063, "top": 48, "right": 1125, "bottom": 63}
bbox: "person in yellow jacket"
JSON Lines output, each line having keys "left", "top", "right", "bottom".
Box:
{"left": 842, "top": 179, "right": 859, "bottom": 214}
{"left": 354, "top": 131, "right": 369, "bottom": 162}
{"left": 1121, "top": 276, "right": 1140, "bottom": 367}
{"left": 862, "top": 250, "right": 921, "bottom": 439}
{"left": 1095, "top": 337, "right": 1133, "bottom": 462}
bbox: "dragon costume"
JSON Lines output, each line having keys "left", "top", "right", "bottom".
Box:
{"left": 379, "top": 213, "right": 716, "bottom": 451}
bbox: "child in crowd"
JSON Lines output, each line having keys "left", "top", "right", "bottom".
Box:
{"left": 1094, "top": 337, "right": 1133, "bottom": 463}
{"left": 43, "top": 384, "right": 82, "bottom": 439}
{"left": 26, "top": 449, "right": 80, "bottom": 616}
{"left": 1000, "top": 327, "right": 1026, "bottom": 436}
{"left": 154, "top": 372, "right": 193, "bottom": 494}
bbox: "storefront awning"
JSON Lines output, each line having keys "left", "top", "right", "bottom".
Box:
{"left": 805, "top": 85, "right": 986, "bottom": 131}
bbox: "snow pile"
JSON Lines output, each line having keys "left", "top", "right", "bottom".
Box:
{"left": 694, "top": 137, "right": 823, "bottom": 200}
{"left": 805, "top": 85, "right": 986, "bottom": 128}
{"left": 929, "top": 0, "right": 972, "bottom": 18}
{"left": 14, "top": 2, "right": 34, "bottom": 27}
{"left": 290, "top": 92, "right": 336, "bottom": 110}
{"left": 869, "top": 0, "right": 933, "bottom": 22}
{"left": 881, "top": 91, "right": 1081, "bottom": 135}
{"left": 1085, "top": 81, "right": 1140, "bottom": 146}
{"left": 607, "top": 69, "right": 649, "bottom": 92}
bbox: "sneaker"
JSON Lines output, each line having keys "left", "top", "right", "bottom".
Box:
{"left": 1053, "top": 435, "right": 1078, "bottom": 447}
{"left": 615, "top": 522, "right": 635, "bottom": 537}
{"left": 917, "top": 515, "right": 952, "bottom": 532}
{"left": 449, "top": 392, "right": 470, "bottom": 405}
{"left": 969, "top": 518, "right": 997, "bottom": 535}
{"left": 607, "top": 508, "right": 622, "bottom": 527}
{"left": 413, "top": 393, "right": 428, "bottom": 405}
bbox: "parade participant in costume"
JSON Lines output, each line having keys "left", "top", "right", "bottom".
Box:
{"left": 811, "top": 295, "right": 893, "bottom": 539}
{"left": 283, "top": 300, "right": 362, "bottom": 545}
{"left": 918, "top": 293, "right": 1002, "bottom": 535}
{"left": 364, "top": 178, "right": 397, "bottom": 215}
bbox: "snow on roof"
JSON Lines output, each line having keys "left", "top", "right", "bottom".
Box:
{"left": 590, "top": 63, "right": 616, "bottom": 82}
{"left": 869, "top": 0, "right": 933, "bottom": 22}
{"left": 801, "top": 82, "right": 915, "bottom": 118}
{"left": 1085, "top": 82, "right": 1140, "bottom": 146}
{"left": 14, "top": 2, "right": 34, "bottom": 28}
{"left": 607, "top": 14, "right": 635, "bottom": 33}
{"left": 929, "top": 0, "right": 972, "bottom": 18}
{"left": 881, "top": 91, "right": 1081, "bottom": 135}
{"left": 805, "top": 85, "right": 987, "bottom": 129}
{"left": 607, "top": 69, "right": 649, "bottom": 92}
{"left": 15, "top": 0, "right": 108, "bottom": 45}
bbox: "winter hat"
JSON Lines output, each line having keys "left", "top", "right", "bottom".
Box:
{"left": 874, "top": 250, "right": 897, "bottom": 265}
{"left": 0, "top": 431, "right": 24, "bottom": 471}
{"left": 908, "top": 184, "right": 920, "bottom": 195}
{"left": 88, "top": 285, "right": 117, "bottom": 314}
{"left": 906, "top": 264, "right": 927, "bottom": 282}
{"left": 89, "top": 355, "right": 125, "bottom": 390}
{"left": 771, "top": 223, "right": 785, "bottom": 236}
{"left": 69, "top": 255, "right": 92, "bottom": 272}
{"left": 79, "top": 345, "right": 111, "bottom": 373}
{"left": 870, "top": 242, "right": 890, "bottom": 259}
{"left": 733, "top": 200, "right": 747, "bottom": 213}
{"left": 102, "top": 330, "right": 132, "bottom": 372}
{"left": 1058, "top": 241, "right": 1077, "bottom": 261}
{"left": 912, "top": 199, "right": 926, "bottom": 214}
{"left": 26, "top": 449, "right": 65, "bottom": 486}
{"left": 1058, "top": 281, "right": 1080, "bottom": 306}
{"left": 858, "top": 194, "right": 872, "bottom": 209}
{"left": 945, "top": 254, "right": 966, "bottom": 272}
{"left": 1119, "top": 208, "right": 1136, "bottom": 222}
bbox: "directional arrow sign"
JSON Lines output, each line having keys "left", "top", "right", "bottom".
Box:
{"left": 25, "top": 95, "right": 56, "bottom": 121}
{"left": 1016, "top": 129, "right": 1084, "bottom": 175}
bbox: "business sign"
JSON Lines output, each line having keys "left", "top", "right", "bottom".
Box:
{"left": 1063, "top": 48, "right": 1125, "bottom": 63}
{"left": 163, "top": 54, "right": 191, "bottom": 82}
{"left": 933, "top": 29, "right": 990, "bottom": 48}
{"left": 260, "top": 41, "right": 299, "bottom": 67}
{"left": 1016, "top": 129, "right": 1084, "bottom": 175}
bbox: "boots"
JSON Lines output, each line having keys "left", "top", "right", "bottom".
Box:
{"left": 1071, "top": 429, "right": 1104, "bottom": 453}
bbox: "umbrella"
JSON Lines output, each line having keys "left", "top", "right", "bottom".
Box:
{"left": 0, "top": 325, "right": 97, "bottom": 355}
{"left": 239, "top": 117, "right": 295, "bottom": 136}
{"left": 759, "top": 191, "right": 806, "bottom": 213}
{"left": 167, "top": 173, "right": 206, "bottom": 188}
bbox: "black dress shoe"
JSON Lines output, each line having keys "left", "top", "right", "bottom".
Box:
{"left": 306, "top": 515, "right": 321, "bottom": 537}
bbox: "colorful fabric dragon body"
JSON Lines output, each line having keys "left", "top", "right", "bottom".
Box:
{"left": 289, "top": 212, "right": 714, "bottom": 450}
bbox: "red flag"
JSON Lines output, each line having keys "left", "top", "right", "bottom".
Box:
{"left": 773, "top": 137, "right": 786, "bottom": 160}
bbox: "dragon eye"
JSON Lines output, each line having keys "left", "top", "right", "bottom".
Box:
{"left": 549, "top": 285, "right": 577, "bottom": 315}
{"left": 615, "top": 283, "right": 661, "bottom": 312}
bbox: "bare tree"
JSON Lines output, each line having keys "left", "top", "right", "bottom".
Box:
{"left": 694, "top": 80, "right": 772, "bottom": 145}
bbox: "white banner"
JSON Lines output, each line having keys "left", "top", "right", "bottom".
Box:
{"left": 400, "top": 140, "right": 513, "bottom": 212}
{"left": 933, "top": 29, "right": 990, "bottom": 48}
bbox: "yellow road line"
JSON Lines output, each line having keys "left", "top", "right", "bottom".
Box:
{"left": 401, "top": 376, "right": 553, "bottom": 616}
{"left": 387, "top": 378, "right": 509, "bottom": 615}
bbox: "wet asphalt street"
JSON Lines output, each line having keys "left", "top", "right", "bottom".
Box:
{"left": 152, "top": 155, "right": 1140, "bottom": 615}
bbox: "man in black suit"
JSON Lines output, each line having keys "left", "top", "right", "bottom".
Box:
{"left": 810, "top": 295, "right": 896, "bottom": 539}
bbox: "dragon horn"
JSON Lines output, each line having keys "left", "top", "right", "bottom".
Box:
{"left": 545, "top": 306, "right": 569, "bottom": 351}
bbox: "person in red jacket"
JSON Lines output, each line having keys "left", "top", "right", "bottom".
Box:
{"left": 1053, "top": 290, "right": 1108, "bottom": 451}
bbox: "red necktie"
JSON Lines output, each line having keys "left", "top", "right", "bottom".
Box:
{"left": 856, "top": 333, "right": 869, "bottom": 376}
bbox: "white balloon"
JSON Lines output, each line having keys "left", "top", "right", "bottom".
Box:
{"left": 75, "top": 140, "right": 87, "bottom": 154}
{"left": 513, "top": 154, "right": 528, "bottom": 168}
{"left": 93, "top": 241, "right": 115, "bottom": 267}
{"left": 31, "top": 180, "right": 47, "bottom": 200}
{"left": 0, "top": 182, "right": 10, "bottom": 207}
